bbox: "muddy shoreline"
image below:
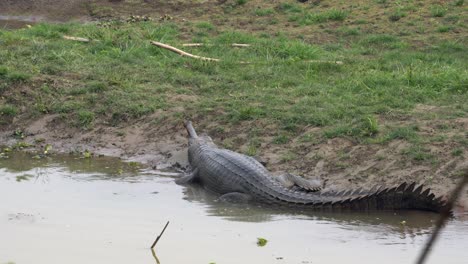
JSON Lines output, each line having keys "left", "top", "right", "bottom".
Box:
{"left": 1, "top": 0, "right": 467, "bottom": 211}
{"left": 1, "top": 114, "right": 467, "bottom": 212}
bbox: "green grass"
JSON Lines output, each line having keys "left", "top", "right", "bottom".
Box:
{"left": 277, "top": 3, "right": 303, "bottom": 13}
{"left": 0, "top": 104, "right": 18, "bottom": 117}
{"left": 430, "top": 5, "right": 448, "bottom": 17}
{"left": 0, "top": 21, "right": 466, "bottom": 144}
{"left": 402, "top": 145, "right": 435, "bottom": 162}
{"left": 290, "top": 9, "right": 348, "bottom": 25}
{"left": 389, "top": 9, "right": 407, "bottom": 22}
{"left": 255, "top": 8, "right": 274, "bottom": 16}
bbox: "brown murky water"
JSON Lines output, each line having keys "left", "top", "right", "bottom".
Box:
{"left": 0, "top": 152, "right": 467, "bottom": 264}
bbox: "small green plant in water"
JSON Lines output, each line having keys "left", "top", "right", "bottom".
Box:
{"left": 13, "top": 142, "right": 33, "bottom": 150}
{"left": 13, "top": 129, "right": 25, "bottom": 139}
{"left": 44, "top": 144, "right": 52, "bottom": 155}
{"left": 257, "top": 237, "right": 268, "bottom": 247}
{"left": 83, "top": 150, "right": 92, "bottom": 158}
{"left": 16, "top": 174, "right": 34, "bottom": 182}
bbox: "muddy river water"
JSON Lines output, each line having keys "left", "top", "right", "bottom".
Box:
{"left": 0, "top": 152, "right": 467, "bottom": 264}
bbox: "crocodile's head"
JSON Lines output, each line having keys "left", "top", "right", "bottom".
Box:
{"left": 189, "top": 134, "right": 216, "bottom": 148}
{"left": 184, "top": 121, "right": 217, "bottom": 148}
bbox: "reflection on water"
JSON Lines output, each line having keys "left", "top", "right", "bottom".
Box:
{"left": 0, "top": 152, "right": 467, "bottom": 264}
{"left": 0, "top": 151, "right": 146, "bottom": 178}
{"left": 183, "top": 183, "right": 439, "bottom": 228}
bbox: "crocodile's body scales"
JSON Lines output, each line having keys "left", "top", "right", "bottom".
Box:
{"left": 183, "top": 121, "right": 446, "bottom": 213}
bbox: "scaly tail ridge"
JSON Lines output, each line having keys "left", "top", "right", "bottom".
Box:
{"left": 316, "top": 182, "right": 447, "bottom": 213}
{"left": 184, "top": 120, "right": 198, "bottom": 138}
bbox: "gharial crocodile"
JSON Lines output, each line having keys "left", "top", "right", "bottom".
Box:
{"left": 178, "top": 121, "right": 447, "bottom": 213}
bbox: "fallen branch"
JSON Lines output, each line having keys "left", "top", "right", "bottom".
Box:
{"left": 151, "top": 41, "right": 220, "bottom": 62}
{"left": 63, "top": 35, "right": 91, "bottom": 43}
{"left": 151, "top": 41, "right": 343, "bottom": 65}
{"left": 182, "top": 43, "right": 251, "bottom": 48}
{"left": 306, "top": 60, "right": 344, "bottom": 65}
{"left": 415, "top": 171, "right": 468, "bottom": 264}
{"left": 150, "top": 221, "right": 170, "bottom": 249}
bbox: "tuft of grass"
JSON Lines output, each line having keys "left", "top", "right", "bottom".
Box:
{"left": 291, "top": 9, "right": 348, "bottom": 25}
{"left": 77, "top": 110, "right": 95, "bottom": 128}
{"left": 359, "top": 34, "right": 400, "bottom": 47}
{"left": 0, "top": 66, "right": 7, "bottom": 76}
{"left": 437, "top": 25, "right": 453, "bottom": 32}
{"left": 196, "top": 21, "right": 215, "bottom": 31}
{"left": 375, "top": 125, "right": 420, "bottom": 144}
{"left": 323, "top": 116, "right": 379, "bottom": 140}
{"left": 326, "top": 9, "right": 349, "bottom": 21}
{"left": 277, "top": 3, "right": 303, "bottom": 13}
{"left": 451, "top": 148, "right": 463, "bottom": 156}
{"left": 0, "top": 104, "right": 18, "bottom": 117}
{"left": 230, "top": 106, "right": 265, "bottom": 122}
{"left": 255, "top": 8, "right": 274, "bottom": 16}
{"left": 389, "top": 9, "right": 407, "bottom": 22}
{"left": 2, "top": 72, "right": 31, "bottom": 83}
{"left": 430, "top": 5, "right": 447, "bottom": 17}
{"left": 453, "top": 0, "right": 464, "bottom": 6}
{"left": 402, "top": 145, "right": 434, "bottom": 162}
{"left": 273, "top": 134, "right": 289, "bottom": 144}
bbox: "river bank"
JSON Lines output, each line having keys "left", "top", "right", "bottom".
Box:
{"left": 1, "top": 0, "right": 467, "bottom": 209}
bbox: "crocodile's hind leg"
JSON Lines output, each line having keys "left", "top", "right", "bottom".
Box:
{"left": 275, "top": 173, "right": 322, "bottom": 192}
{"left": 176, "top": 168, "right": 199, "bottom": 184}
{"left": 218, "top": 192, "right": 252, "bottom": 203}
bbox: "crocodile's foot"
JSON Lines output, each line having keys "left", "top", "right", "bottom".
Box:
{"left": 175, "top": 168, "right": 199, "bottom": 184}
{"left": 275, "top": 173, "right": 322, "bottom": 192}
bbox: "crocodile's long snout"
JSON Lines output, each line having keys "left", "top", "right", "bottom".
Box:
{"left": 184, "top": 120, "right": 198, "bottom": 138}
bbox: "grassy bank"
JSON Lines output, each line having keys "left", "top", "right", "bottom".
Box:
{"left": 0, "top": 1, "right": 467, "bottom": 166}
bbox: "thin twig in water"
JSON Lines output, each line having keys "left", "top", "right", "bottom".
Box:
{"left": 415, "top": 171, "right": 468, "bottom": 264}
{"left": 151, "top": 221, "right": 170, "bottom": 249}
{"left": 151, "top": 248, "right": 161, "bottom": 264}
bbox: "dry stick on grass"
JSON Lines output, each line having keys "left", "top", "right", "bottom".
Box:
{"left": 306, "top": 60, "right": 344, "bottom": 65}
{"left": 182, "top": 43, "right": 251, "bottom": 47}
{"left": 152, "top": 41, "right": 343, "bottom": 65}
{"left": 150, "top": 221, "right": 170, "bottom": 249}
{"left": 415, "top": 171, "right": 468, "bottom": 264}
{"left": 63, "top": 35, "right": 91, "bottom": 43}
{"left": 151, "top": 41, "right": 220, "bottom": 62}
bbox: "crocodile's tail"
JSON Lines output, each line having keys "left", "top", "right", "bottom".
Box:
{"left": 184, "top": 120, "right": 198, "bottom": 138}
{"left": 316, "top": 182, "right": 448, "bottom": 213}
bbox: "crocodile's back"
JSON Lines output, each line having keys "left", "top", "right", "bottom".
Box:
{"left": 193, "top": 144, "right": 270, "bottom": 194}
{"left": 190, "top": 143, "right": 321, "bottom": 205}
{"left": 184, "top": 121, "right": 448, "bottom": 213}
